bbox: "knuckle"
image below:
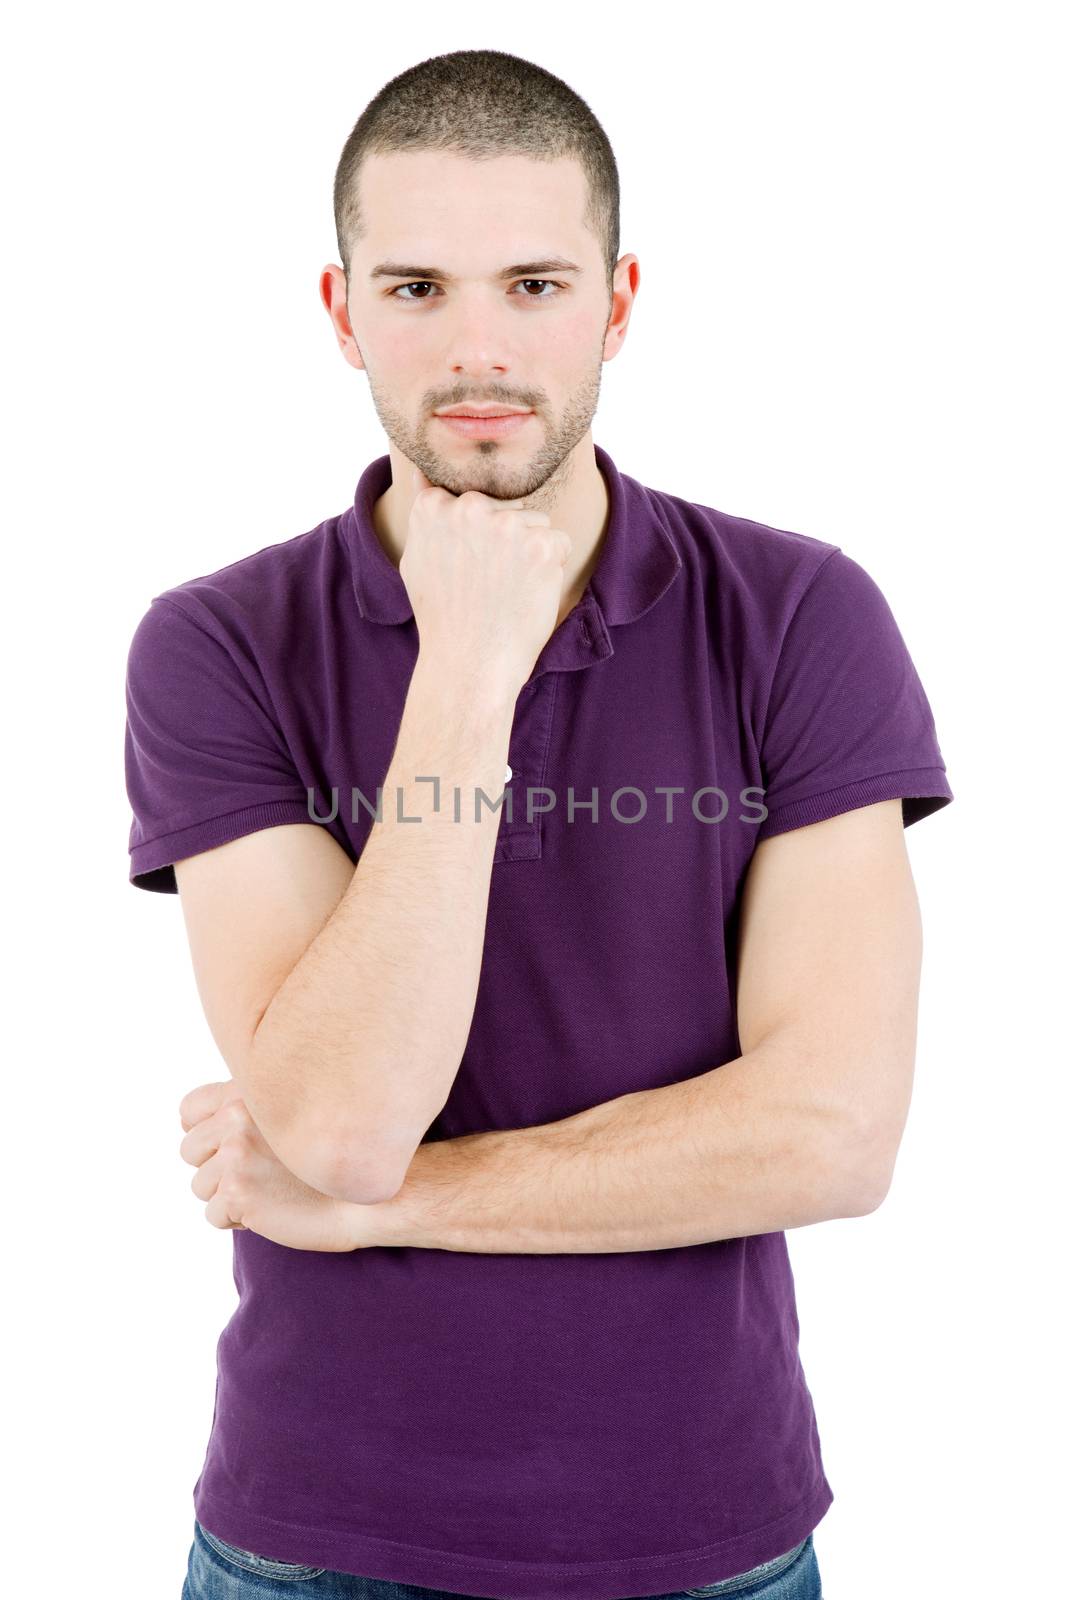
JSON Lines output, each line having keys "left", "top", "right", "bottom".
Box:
{"left": 218, "top": 1171, "right": 242, "bottom": 1206}
{"left": 221, "top": 1129, "right": 250, "bottom": 1167}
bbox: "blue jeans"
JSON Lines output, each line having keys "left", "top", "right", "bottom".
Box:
{"left": 182, "top": 1518, "right": 822, "bottom": 1599}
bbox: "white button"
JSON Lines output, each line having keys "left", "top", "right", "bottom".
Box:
{"left": 504, "top": 763, "right": 513, "bottom": 782}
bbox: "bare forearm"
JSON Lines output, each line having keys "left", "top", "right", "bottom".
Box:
{"left": 245, "top": 653, "right": 516, "bottom": 1202}
{"left": 364, "top": 1039, "right": 882, "bottom": 1253}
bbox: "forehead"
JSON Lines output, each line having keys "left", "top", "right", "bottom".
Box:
{"left": 353, "top": 148, "right": 592, "bottom": 260}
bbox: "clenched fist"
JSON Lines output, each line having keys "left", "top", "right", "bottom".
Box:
{"left": 400, "top": 463, "right": 572, "bottom": 700}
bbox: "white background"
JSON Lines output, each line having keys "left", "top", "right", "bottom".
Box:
{"left": 4, "top": 3, "right": 1062, "bottom": 1595}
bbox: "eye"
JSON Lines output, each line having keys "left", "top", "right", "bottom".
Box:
{"left": 390, "top": 279, "right": 565, "bottom": 303}
{"left": 513, "top": 279, "right": 563, "bottom": 298}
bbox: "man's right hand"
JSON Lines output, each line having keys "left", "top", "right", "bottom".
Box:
{"left": 400, "top": 462, "right": 573, "bottom": 700}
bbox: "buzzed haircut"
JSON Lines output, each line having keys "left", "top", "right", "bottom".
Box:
{"left": 333, "top": 49, "right": 620, "bottom": 299}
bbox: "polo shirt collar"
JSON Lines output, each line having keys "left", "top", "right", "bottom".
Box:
{"left": 341, "top": 442, "right": 682, "bottom": 645}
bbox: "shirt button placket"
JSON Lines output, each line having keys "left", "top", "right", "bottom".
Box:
{"left": 493, "top": 678, "right": 557, "bottom": 863}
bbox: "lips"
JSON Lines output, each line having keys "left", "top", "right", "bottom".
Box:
{"left": 435, "top": 412, "right": 533, "bottom": 439}
{"left": 435, "top": 408, "right": 532, "bottom": 419}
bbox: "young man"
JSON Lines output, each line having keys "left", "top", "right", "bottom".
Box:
{"left": 126, "top": 49, "right": 953, "bottom": 1600}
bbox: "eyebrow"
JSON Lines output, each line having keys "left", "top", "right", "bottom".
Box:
{"left": 369, "top": 257, "right": 584, "bottom": 283}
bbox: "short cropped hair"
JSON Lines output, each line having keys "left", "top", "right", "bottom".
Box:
{"left": 333, "top": 49, "right": 620, "bottom": 298}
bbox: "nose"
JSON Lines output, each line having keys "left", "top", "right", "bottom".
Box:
{"left": 448, "top": 355, "right": 510, "bottom": 379}
{"left": 443, "top": 296, "right": 520, "bottom": 381}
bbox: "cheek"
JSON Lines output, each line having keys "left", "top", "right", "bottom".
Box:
{"left": 371, "top": 323, "right": 425, "bottom": 376}
{"left": 529, "top": 310, "right": 601, "bottom": 377}
{"left": 354, "top": 302, "right": 427, "bottom": 375}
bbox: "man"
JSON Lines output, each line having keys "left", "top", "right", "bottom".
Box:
{"left": 126, "top": 48, "right": 953, "bottom": 1600}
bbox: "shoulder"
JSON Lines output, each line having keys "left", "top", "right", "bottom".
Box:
{"left": 642, "top": 476, "right": 854, "bottom": 643}
{"left": 126, "top": 513, "right": 345, "bottom": 664}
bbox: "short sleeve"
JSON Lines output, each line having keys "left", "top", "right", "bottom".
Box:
{"left": 756, "top": 549, "right": 954, "bottom": 842}
{"left": 125, "top": 597, "right": 312, "bottom": 893}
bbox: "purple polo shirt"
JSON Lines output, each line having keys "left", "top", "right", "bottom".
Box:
{"left": 125, "top": 443, "right": 953, "bottom": 1597}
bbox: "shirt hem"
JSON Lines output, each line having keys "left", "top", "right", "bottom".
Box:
{"left": 757, "top": 766, "right": 953, "bottom": 841}
{"left": 191, "top": 1476, "right": 834, "bottom": 1600}
{"left": 128, "top": 798, "right": 320, "bottom": 891}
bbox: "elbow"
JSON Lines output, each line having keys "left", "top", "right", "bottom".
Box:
{"left": 238, "top": 1043, "right": 422, "bottom": 1205}
{"left": 803, "top": 1108, "right": 896, "bottom": 1220}
{"left": 320, "top": 1156, "right": 409, "bottom": 1208}
{"left": 293, "top": 1118, "right": 419, "bottom": 1207}
{"left": 830, "top": 1119, "right": 898, "bottom": 1217}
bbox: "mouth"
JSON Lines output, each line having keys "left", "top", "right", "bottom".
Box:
{"left": 434, "top": 412, "right": 533, "bottom": 440}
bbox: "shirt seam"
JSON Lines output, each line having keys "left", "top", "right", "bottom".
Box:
{"left": 149, "top": 591, "right": 233, "bottom": 649}
{"left": 754, "top": 546, "right": 844, "bottom": 750}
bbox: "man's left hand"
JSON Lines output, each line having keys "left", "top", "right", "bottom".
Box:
{"left": 178, "top": 1081, "right": 381, "bottom": 1253}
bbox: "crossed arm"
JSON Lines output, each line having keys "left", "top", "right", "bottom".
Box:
{"left": 177, "top": 797, "right": 922, "bottom": 1253}
{"left": 362, "top": 797, "right": 919, "bottom": 1251}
